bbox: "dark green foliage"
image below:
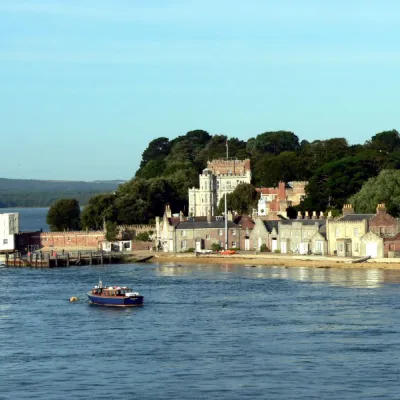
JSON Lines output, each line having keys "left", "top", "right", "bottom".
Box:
{"left": 82, "top": 128, "right": 400, "bottom": 225}
{"left": 350, "top": 169, "right": 400, "bottom": 216}
{"left": 135, "top": 231, "right": 152, "bottom": 242}
{"left": 105, "top": 221, "right": 118, "bottom": 242}
{"left": 46, "top": 199, "right": 81, "bottom": 232}
{"left": 211, "top": 243, "right": 222, "bottom": 252}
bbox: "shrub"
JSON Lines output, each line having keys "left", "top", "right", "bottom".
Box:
{"left": 211, "top": 243, "right": 222, "bottom": 252}
{"left": 260, "top": 244, "right": 268, "bottom": 252}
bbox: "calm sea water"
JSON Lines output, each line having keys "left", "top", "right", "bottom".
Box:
{"left": 1, "top": 263, "right": 400, "bottom": 399}
{"left": 0, "top": 207, "right": 49, "bottom": 231}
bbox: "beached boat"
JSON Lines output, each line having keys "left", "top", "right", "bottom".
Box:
{"left": 87, "top": 280, "right": 144, "bottom": 307}
{"left": 220, "top": 249, "right": 236, "bottom": 255}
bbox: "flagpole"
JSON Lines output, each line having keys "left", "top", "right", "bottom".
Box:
{"left": 225, "top": 138, "right": 228, "bottom": 250}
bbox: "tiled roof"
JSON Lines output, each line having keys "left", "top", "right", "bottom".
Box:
{"left": 263, "top": 220, "right": 279, "bottom": 233}
{"left": 175, "top": 220, "right": 240, "bottom": 230}
{"left": 234, "top": 216, "right": 255, "bottom": 230}
{"left": 280, "top": 219, "right": 327, "bottom": 227}
{"left": 336, "top": 214, "right": 374, "bottom": 222}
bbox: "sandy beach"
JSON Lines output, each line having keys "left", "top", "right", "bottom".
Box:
{"left": 154, "top": 252, "right": 400, "bottom": 270}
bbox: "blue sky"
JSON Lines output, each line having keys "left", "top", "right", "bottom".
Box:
{"left": 1, "top": 0, "right": 399, "bottom": 180}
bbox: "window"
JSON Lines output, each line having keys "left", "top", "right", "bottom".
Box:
{"left": 219, "top": 241, "right": 223, "bottom": 247}
{"left": 335, "top": 228, "right": 340, "bottom": 237}
{"left": 181, "top": 230, "right": 186, "bottom": 237}
{"left": 206, "top": 234, "right": 210, "bottom": 240}
{"left": 354, "top": 228, "right": 359, "bottom": 237}
{"left": 218, "top": 229, "right": 223, "bottom": 236}
{"left": 232, "top": 230, "right": 237, "bottom": 236}
{"left": 355, "top": 243, "right": 359, "bottom": 252}
{"left": 181, "top": 240, "right": 187, "bottom": 249}
{"left": 232, "top": 241, "right": 237, "bottom": 248}
{"left": 3, "top": 239, "right": 8, "bottom": 245}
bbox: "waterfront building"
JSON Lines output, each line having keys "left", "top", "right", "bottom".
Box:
{"left": 0, "top": 213, "right": 19, "bottom": 252}
{"left": 188, "top": 159, "right": 251, "bottom": 217}
{"left": 155, "top": 205, "right": 254, "bottom": 252}
{"left": 256, "top": 181, "right": 307, "bottom": 218}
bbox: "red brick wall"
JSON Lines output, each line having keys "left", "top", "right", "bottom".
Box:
{"left": 17, "top": 231, "right": 105, "bottom": 250}
{"left": 207, "top": 159, "right": 251, "bottom": 175}
{"left": 369, "top": 213, "right": 399, "bottom": 237}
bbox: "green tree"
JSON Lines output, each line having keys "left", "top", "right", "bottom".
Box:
{"left": 46, "top": 199, "right": 81, "bottom": 231}
{"left": 350, "top": 169, "right": 400, "bottom": 216}
{"left": 105, "top": 221, "right": 119, "bottom": 242}
{"left": 217, "top": 183, "right": 258, "bottom": 215}
{"left": 135, "top": 231, "right": 152, "bottom": 242}
{"left": 81, "top": 193, "right": 117, "bottom": 230}
{"left": 139, "top": 137, "right": 171, "bottom": 169}
{"left": 304, "top": 156, "right": 377, "bottom": 212}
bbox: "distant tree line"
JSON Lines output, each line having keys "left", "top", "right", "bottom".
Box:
{"left": 47, "top": 128, "right": 400, "bottom": 229}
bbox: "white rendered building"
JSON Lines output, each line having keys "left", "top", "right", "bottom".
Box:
{"left": 0, "top": 213, "right": 19, "bottom": 252}
{"left": 188, "top": 159, "right": 252, "bottom": 217}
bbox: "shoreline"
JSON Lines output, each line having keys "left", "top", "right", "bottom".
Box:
{"left": 153, "top": 252, "right": 400, "bottom": 270}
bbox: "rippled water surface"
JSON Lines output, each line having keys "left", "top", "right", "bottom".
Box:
{"left": 1, "top": 263, "right": 400, "bottom": 399}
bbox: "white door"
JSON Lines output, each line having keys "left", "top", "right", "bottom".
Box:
{"left": 258, "top": 238, "right": 262, "bottom": 250}
{"left": 245, "top": 239, "right": 250, "bottom": 251}
{"left": 366, "top": 242, "right": 378, "bottom": 258}
{"left": 281, "top": 241, "right": 287, "bottom": 254}
{"left": 196, "top": 241, "right": 202, "bottom": 252}
{"left": 299, "top": 242, "right": 308, "bottom": 254}
{"left": 271, "top": 239, "right": 277, "bottom": 252}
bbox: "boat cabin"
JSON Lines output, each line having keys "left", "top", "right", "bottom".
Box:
{"left": 91, "top": 286, "right": 132, "bottom": 297}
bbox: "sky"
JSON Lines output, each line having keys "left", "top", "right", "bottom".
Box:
{"left": 1, "top": 0, "right": 400, "bottom": 181}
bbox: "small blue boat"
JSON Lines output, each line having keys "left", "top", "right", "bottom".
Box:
{"left": 87, "top": 280, "right": 144, "bottom": 307}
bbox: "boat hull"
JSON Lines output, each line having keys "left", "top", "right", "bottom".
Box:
{"left": 87, "top": 293, "right": 144, "bottom": 307}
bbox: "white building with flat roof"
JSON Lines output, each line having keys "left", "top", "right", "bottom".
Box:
{"left": 0, "top": 213, "right": 19, "bottom": 252}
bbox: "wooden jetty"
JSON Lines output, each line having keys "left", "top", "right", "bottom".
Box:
{"left": 5, "top": 251, "right": 129, "bottom": 268}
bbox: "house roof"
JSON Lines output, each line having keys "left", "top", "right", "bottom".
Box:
{"left": 234, "top": 215, "right": 255, "bottom": 230}
{"left": 263, "top": 220, "right": 279, "bottom": 233}
{"left": 336, "top": 214, "right": 374, "bottom": 222}
{"left": 280, "top": 219, "right": 327, "bottom": 226}
{"left": 175, "top": 220, "right": 240, "bottom": 230}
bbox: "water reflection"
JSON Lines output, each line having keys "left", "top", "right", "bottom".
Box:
{"left": 154, "top": 262, "right": 400, "bottom": 288}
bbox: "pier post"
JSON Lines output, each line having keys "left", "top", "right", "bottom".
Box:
{"left": 66, "top": 252, "right": 70, "bottom": 266}
{"left": 90, "top": 251, "right": 93, "bottom": 265}
{"left": 47, "top": 253, "right": 50, "bottom": 267}
{"left": 55, "top": 254, "right": 58, "bottom": 267}
{"left": 5, "top": 252, "right": 9, "bottom": 266}
{"left": 100, "top": 250, "right": 104, "bottom": 265}
{"left": 29, "top": 252, "right": 33, "bottom": 267}
{"left": 35, "top": 253, "right": 38, "bottom": 267}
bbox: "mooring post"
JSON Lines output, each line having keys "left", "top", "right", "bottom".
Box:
{"left": 100, "top": 250, "right": 104, "bottom": 265}
{"left": 66, "top": 252, "right": 70, "bottom": 266}
{"left": 29, "top": 252, "right": 33, "bottom": 267}
{"left": 5, "top": 252, "right": 9, "bottom": 266}
{"left": 35, "top": 253, "right": 38, "bottom": 267}
{"left": 90, "top": 251, "right": 93, "bottom": 265}
{"left": 55, "top": 254, "right": 58, "bottom": 267}
{"left": 78, "top": 252, "right": 81, "bottom": 266}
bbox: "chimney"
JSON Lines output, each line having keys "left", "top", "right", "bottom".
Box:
{"left": 327, "top": 211, "right": 333, "bottom": 219}
{"left": 207, "top": 209, "right": 212, "bottom": 223}
{"left": 297, "top": 211, "right": 303, "bottom": 220}
{"left": 278, "top": 181, "right": 286, "bottom": 201}
{"left": 342, "top": 204, "right": 354, "bottom": 215}
{"left": 304, "top": 211, "right": 310, "bottom": 220}
{"left": 227, "top": 210, "right": 233, "bottom": 221}
{"left": 165, "top": 204, "right": 172, "bottom": 218}
{"left": 179, "top": 211, "right": 184, "bottom": 222}
{"left": 319, "top": 212, "right": 326, "bottom": 220}
{"left": 312, "top": 211, "right": 317, "bottom": 220}
{"left": 376, "top": 203, "right": 387, "bottom": 215}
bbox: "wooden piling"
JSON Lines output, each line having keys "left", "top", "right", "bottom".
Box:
{"left": 66, "top": 252, "right": 70, "bottom": 266}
